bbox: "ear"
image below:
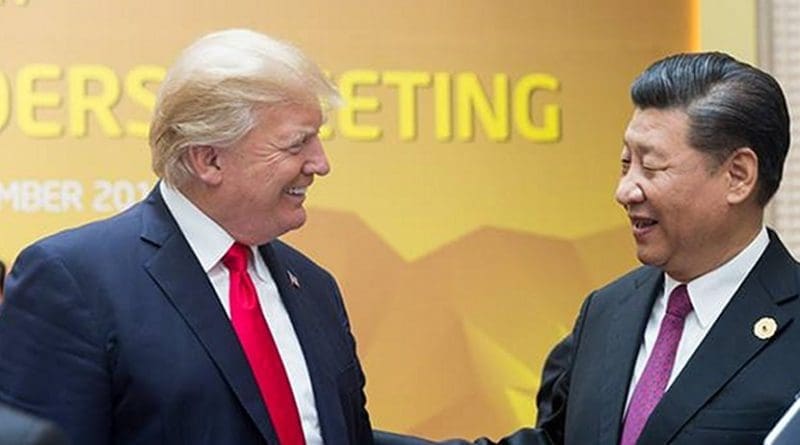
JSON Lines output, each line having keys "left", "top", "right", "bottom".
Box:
{"left": 184, "top": 145, "right": 223, "bottom": 186}
{"left": 725, "top": 147, "right": 758, "bottom": 205}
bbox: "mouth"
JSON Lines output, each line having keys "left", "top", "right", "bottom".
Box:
{"left": 630, "top": 216, "right": 658, "bottom": 238}
{"left": 285, "top": 186, "right": 308, "bottom": 198}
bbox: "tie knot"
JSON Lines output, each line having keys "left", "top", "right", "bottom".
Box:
{"left": 222, "top": 243, "right": 250, "bottom": 273}
{"left": 666, "top": 284, "right": 693, "bottom": 319}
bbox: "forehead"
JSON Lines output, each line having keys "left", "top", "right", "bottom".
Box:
{"left": 253, "top": 103, "right": 323, "bottom": 135}
{"left": 623, "top": 107, "right": 691, "bottom": 155}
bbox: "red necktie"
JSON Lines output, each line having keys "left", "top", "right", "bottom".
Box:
{"left": 620, "top": 284, "right": 693, "bottom": 445}
{"left": 223, "top": 243, "right": 306, "bottom": 445}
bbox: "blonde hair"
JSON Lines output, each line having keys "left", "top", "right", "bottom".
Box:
{"left": 149, "top": 29, "right": 339, "bottom": 186}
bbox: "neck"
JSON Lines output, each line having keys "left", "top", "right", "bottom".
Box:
{"left": 668, "top": 210, "right": 763, "bottom": 282}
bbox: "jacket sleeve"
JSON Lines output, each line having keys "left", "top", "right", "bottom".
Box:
{"left": 328, "top": 272, "right": 374, "bottom": 444}
{"left": 0, "top": 243, "right": 112, "bottom": 445}
{"left": 534, "top": 292, "right": 594, "bottom": 445}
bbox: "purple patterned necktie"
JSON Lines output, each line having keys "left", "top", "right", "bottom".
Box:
{"left": 620, "top": 284, "right": 693, "bottom": 445}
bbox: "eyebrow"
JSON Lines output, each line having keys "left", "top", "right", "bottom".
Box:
{"left": 274, "top": 129, "right": 315, "bottom": 148}
{"left": 622, "top": 138, "right": 657, "bottom": 156}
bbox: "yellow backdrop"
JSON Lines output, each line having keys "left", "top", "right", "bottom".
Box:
{"left": 0, "top": 0, "right": 695, "bottom": 440}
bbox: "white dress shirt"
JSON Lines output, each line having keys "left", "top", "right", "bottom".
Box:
{"left": 160, "top": 182, "right": 323, "bottom": 444}
{"left": 624, "top": 226, "right": 769, "bottom": 414}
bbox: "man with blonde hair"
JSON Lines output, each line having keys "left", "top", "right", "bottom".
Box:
{"left": 0, "top": 29, "right": 372, "bottom": 445}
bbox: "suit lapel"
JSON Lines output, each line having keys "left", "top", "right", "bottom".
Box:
{"left": 259, "top": 243, "right": 350, "bottom": 444}
{"left": 639, "top": 233, "right": 798, "bottom": 444}
{"left": 140, "top": 187, "right": 280, "bottom": 444}
{"left": 597, "top": 268, "right": 662, "bottom": 444}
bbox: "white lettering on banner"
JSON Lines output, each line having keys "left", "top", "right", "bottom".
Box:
{"left": 0, "top": 180, "right": 151, "bottom": 213}
{"left": 0, "top": 180, "right": 83, "bottom": 212}
{"left": 91, "top": 180, "right": 150, "bottom": 212}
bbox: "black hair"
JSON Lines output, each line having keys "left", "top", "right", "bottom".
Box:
{"left": 631, "top": 52, "right": 790, "bottom": 205}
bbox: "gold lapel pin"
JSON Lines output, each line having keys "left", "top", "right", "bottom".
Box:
{"left": 753, "top": 317, "right": 778, "bottom": 340}
{"left": 287, "top": 270, "right": 300, "bottom": 288}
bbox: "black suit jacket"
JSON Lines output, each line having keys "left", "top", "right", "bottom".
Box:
{"left": 0, "top": 186, "right": 372, "bottom": 444}
{"left": 0, "top": 403, "right": 67, "bottom": 445}
{"left": 376, "top": 230, "right": 800, "bottom": 445}
{"left": 536, "top": 230, "right": 800, "bottom": 444}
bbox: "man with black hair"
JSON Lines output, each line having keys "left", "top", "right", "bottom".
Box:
{"left": 377, "top": 51, "right": 800, "bottom": 445}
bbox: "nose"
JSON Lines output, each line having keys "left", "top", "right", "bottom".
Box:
{"left": 615, "top": 172, "right": 644, "bottom": 208}
{"left": 302, "top": 136, "right": 330, "bottom": 176}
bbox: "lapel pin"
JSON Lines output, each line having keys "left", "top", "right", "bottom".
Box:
{"left": 753, "top": 317, "right": 777, "bottom": 340}
{"left": 287, "top": 270, "right": 300, "bottom": 288}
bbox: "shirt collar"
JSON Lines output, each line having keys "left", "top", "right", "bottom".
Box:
{"left": 663, "top": 226, "right": 769, "bottom": 328}
{"left": 159, "top": 182, "right": 271, "bottom": 281}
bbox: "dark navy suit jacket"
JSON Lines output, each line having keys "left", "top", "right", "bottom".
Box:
{"left": 0, "top": 187, "right": 372, "bottom": 444}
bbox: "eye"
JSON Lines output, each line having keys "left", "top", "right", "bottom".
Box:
{"left": 286, "top": 138, "right": 308, "bottom": 153}
{"left": 287, "top": 141, "right": 304, "bottom": 153}
{"left": 621, "top": 158, "right": 631, "bottom": 175}
{"left": 642, "top": 163, "right": 664, "bottom": 173}
{"left": 286, "top": 133, "right": 317, "bottom": 154}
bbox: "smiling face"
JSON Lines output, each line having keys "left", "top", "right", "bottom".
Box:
{"left": 615, "top": 107, "right": 739, "bottom": 281}
{"left": 211, "top": 103, "right": 330, "bottom": 244}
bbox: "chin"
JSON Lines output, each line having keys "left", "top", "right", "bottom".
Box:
{"left": 283, "top": 214, "right": 307, "bottom": 233}
{"left": 635, "top": 248, "right": 664, "bottom": 268}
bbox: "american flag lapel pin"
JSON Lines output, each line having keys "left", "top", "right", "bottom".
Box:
{"left": 287, "top": 270, "right": 300, "bottom": 288}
